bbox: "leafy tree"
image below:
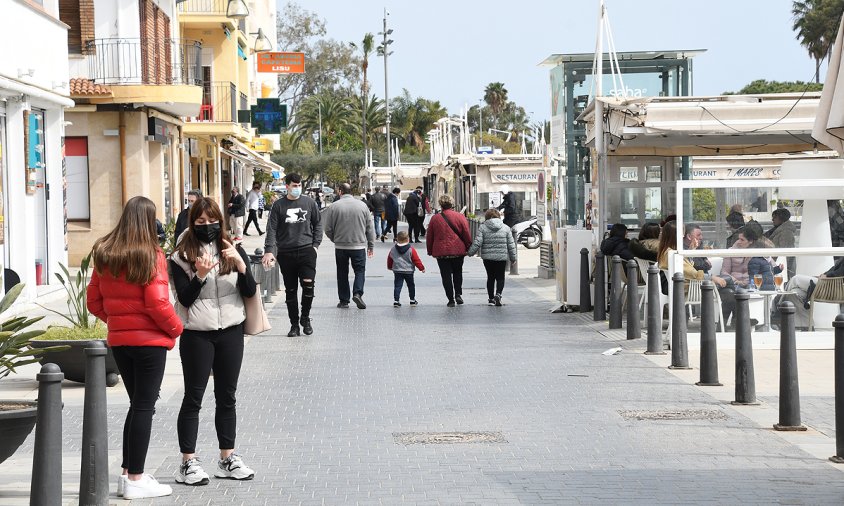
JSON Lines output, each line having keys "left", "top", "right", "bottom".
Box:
{"left": 354, "top": 94, "right": 386, "bottom": 146}
{"left": 350, "top": 33, "right": 375, "bottom": 157}
{"left": 291, "top": 91, "right": 356, "bottom": 150}
{"left": 484, "top": 82, "right": 508, "bottom": 123}
{"left": 792, "top": 0, "right": 844, "bottom": 83}
{"left": 276, "top": 2, "right": 361, "bottom": 111}
{"left": 325, "top": 161, "right": 348, "bottom": 184}
{"left": 390, "top": 89, "right": 447, "bottom": 152}
{"left": 692, "top": 188, "right": 716, "bottom": 222}
{"left": 723, "top": 79, "right": 824, "bottom": 94}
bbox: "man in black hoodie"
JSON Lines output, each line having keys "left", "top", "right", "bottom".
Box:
{"left": 263, "top": 173, "right": 323, "bottom": 337}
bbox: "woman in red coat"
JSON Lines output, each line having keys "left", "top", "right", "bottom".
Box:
{"left": 425, "top": 194, "right": 472, "bottom": 306}
{"left": 87, "top": 196, "right": 183, "bottom": 500}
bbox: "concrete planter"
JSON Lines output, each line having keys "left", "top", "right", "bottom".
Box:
{"left": 28, "top": 340, "right": 120, "bottom": 387}
{"left": 0, "top": 400, "right": 37, "bottom": 464}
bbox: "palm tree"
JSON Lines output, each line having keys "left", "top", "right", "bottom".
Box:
{"left": 354, "top": 93, "right": 386, "bottom": 146}
{"left": 389, "top": 89, "right": 447, "bottom": 152}
{"left": 350, "top": 33, "right": 375, "bottom": 159}
{"left": 484, "top": 82, "right": 508, "bottom": 126}
{"left": 792, "top": 0, "right": 844, "bottom": 83}
{"left": 291, "top": 91, "right": 355, "bottom": 150}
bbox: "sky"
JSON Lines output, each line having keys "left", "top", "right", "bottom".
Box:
{"left": 277, "top": 0, "right": 820, "bottom": 123}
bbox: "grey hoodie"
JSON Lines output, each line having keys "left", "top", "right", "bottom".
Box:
{"left": 467, "top": 217, "right": 516, "bottom": 262}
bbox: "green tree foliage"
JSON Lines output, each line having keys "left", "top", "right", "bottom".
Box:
{"left": 724, "top": 79, "right": 824, "bottom": 94}
{"left": 692, "top": 188, "right": 716, "bottom": 222}
{"left": 389, "top": 89, "right": 448, "bottom": 152}
{"left": 291, "top": 91, "right": 356, "bottom": 150}
{"left": 354, "top": 94, "right": 386, "bottom": 146}
{"left": 276, "top": 2, "right": 361, "bottom": 111}
{"left": 792, "top": 0, "right": 844, "bottom": 83}
{"left": 350, "top": 33, "right": 375, "bottom": 154}
{"left": 484, "top": 82, "right": 508, "bottom": 120}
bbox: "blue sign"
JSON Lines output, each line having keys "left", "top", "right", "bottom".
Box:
{"left": 477, "top": 146, "right": 493, "bottom": 154}
{"left": 251, "top": 99, "right": 287, "bottom": 134}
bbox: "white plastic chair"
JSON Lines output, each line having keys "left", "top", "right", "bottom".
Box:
{"left": 686, "top": 279, "right": 726, "bottom": 332}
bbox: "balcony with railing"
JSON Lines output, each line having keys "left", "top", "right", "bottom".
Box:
{"left": 184, "top": 81, "right": 251, "bottom": 139}
{"left": 86, "top": 38, "right": 202, "bottom": 86}
{"left": 178, "top": 0, "right": 246, "bottom": 30}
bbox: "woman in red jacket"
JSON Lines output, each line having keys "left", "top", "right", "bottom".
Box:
{"left": 87, "top": 196, "right": 183, "bottom": 500}
{"left": 425, "top": 194, "right": 472, "bottom": 306}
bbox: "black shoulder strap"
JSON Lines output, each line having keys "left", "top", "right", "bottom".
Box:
{"left": 440, "top": 211, "right": 461, "bottom": 238}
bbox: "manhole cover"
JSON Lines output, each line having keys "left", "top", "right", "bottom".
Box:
{"left": 393, "top": 431, "right": 507, "bottom": 445}
{"left": 618, "top": 409, "right": 728, "bottom": 421}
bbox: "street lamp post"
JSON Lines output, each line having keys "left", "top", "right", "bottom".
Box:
{"left": 478, "top": 100, "right": 483, "bottom": 151}
{"left": 378, "top": 10, "right": 394, "bottom": 186}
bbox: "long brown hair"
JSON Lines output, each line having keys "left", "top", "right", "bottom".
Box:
{"left": 657, "top": 220, "right": 677, "bottom": 262}
{"left": 91, "top": 196, "right": 160, "bottom": 284}
{"left": 174, "top": 197, "right": 236, "bottom": 275}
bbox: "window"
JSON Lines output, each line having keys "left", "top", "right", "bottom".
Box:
{"left": 64, "top": 137, "right": 90, "bottom": 220}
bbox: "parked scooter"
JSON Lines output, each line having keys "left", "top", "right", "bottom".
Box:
{"left": 512, "top": 217, "right": 542, "bottom": 249}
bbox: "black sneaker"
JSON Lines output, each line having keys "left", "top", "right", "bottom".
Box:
{"left": 287, "top": 324, "right": 300, "bottom": 337}
{"left": 259, "top": 231, "right": 264, "bottom": 236}
{"left": 381, "top": 235, "right": 385, "bottom": 242}
{"left": 243, "top": 232, "right": 251, "bottom": 236}
{"left": 409, "top": 300, "right": 418, "bottom": 306}
{"left": 488, "top": 298, "right": 495, "bottom": 306}
{"left": 494, "top": 294, "right": 502, "bottom": 307}
{"left": 447, "top": 300, "right": 456, "bottom": 307}
{"left": 352, "top": 294, "right": 367, "bottom": 309}
{"left": 393, "top": 301, "right": 401, "bottom": 307}
{"left": 300, "top": 317, "right": 313, "bottom": 335}
{"left": 337, "top": 301, "right": 350, "bottom": 309}
{"left": 455, "top": 295, "right": 464, "bottom": 305}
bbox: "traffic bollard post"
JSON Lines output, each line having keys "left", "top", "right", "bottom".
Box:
{"left": 774, "top": 301, "right": 806, "bottom": 431}
{"left": 79, "top": 341, "right": 109, "bottom": 505}
{"left": 696, "top": 280, "right": 721, "bottom": 385}
{"left": 594, "top": 252, "right": 606, "bottom": 321}
{"left": 579, "top": 248, "right": 591, "bottom": 313}
{"left": 626, "top": 260, "right": 641, "bottom": 339}
{"left": 733, "top": 292, "right": 759, "bottom": 405}
{"left": 609, "top": 256, "right": 624, "bottom": 329}
{"left": 831, "top": 314, "right": 844, "bottom": 463}
{"left": 30, "top": 363, "right": 64, "bottom": 506}
{"left": 669, "top": 272, "right": 691, "bottom": 369}
{"left": 645, "top": 264, "right": 665, "bottom": 354}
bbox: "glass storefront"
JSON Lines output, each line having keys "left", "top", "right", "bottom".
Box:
{"left": 605, "top": 156, "right": 678, "bottom": 230}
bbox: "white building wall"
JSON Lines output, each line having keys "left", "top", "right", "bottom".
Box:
{"left": 247, "top": 0, "right": 279, "bottom": 149}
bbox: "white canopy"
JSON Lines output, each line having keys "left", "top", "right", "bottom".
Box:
{"left": 813, "top": 15, "right": 844, "bottom": 155}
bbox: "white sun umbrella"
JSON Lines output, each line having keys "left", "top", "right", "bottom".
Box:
{"left": 813, "top": 14, "right": 844, "bottom": 155}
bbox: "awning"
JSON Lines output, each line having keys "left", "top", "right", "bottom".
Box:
{"left": 226, "top": 137, "right": 284, "bottom": 173}
{"left": 813, "top": 15, "right": 844, "bottom": 154}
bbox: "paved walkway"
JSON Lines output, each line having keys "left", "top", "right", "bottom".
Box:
{"left": 2, "top": 223, "right": 844, "bottom": 504}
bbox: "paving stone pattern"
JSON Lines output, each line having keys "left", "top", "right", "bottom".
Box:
{"left": 13, "top": 238, "right": 844, "bottom": 504}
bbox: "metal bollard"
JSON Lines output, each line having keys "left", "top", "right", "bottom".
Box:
{"left": 79, "top": 341, "right": 109, "bottom": 505}
{"left": 733, "top": 293, "right": 759, "bottom": 405}
{"left": 609, "top": 256, "right": 624, "bottom": 329}
{"left": 30, "top": 363, "right": 64, "bottom": 506}
{"left": 579, "top": 248, "right": 591, "bottom": 313}
{"left": 774, "top": 301, "right": 806, "bottom": 431}
{"left": 696, "top": 280, "right": 721, "bottom": 385}
{"left": 831, "top": 314, "right": 844, "bottom": 463}
{"left": 510, "top": 229, "right": 519, "bottom": 275}
{"left": 594, "top": 252, "right": 607, "bottom": 321}
{"left": 626, "top": 260, "right": 641, "bottom": 340}
{"left": 669, "top": 272, "right": 691, "bottom": 369}
{"left": 645, "top": 264, "right": 665, "bottom": 354}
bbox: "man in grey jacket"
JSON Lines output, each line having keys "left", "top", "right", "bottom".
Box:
{"left": 324, "top": 183, "right": 375, "bottom": 309}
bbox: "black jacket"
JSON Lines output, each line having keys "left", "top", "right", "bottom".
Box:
{"left": 600, "top": 236, "right": 634, "bottom": 261}
{"left": 370, "top": 191, "right": 387, "bottom": 213}
{"left": 497, "top": 193, "right": 517, "bottom": 226}
{"left": 404, "top": 192, "right": 421, "bottom": 216}
{"left": 628, "top": 239, "right": 657, "bottom": 262}
{"left": 385, "top": 193, "right": 400, "bottom": 220}
{"left": 229, "top": 193, "right": 246, "bottom": 217}
{"left": 174, "top": 208, "right": 189, "bottom": 243}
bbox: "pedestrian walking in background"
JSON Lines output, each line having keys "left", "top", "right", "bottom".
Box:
{"left": 263, "top": 173, "right": 322, "bottom": 337}
{"left": 323, "top": 183, "right": 375, "bottom": 310}
{"left": 169, "top": 197, "right": 257, "bottom": 486}
{"left": 388, "top": 230, "right": 425, "bottom": 306}
{"left": 86, "top": 196, "right": 183, "bottom": 500}
{"left": 426, "top": 194, "right": 472, "bottom": 307}
{"left": 244, "top": 182, "right": 264, "bottom": 236}
{"left": 497, "top": 185, "right": 518, "bottom": 227}
{"left": 417, "top": 186, "right": 431, "bottom": 237}
{"left": 370, "top": 185, "right": 387, "bottom": 239}
{"left": 403, "top": 188, "right": 424, "bottom": 242}
{"left": 175, "top": 189, "right": 203, "bottom": 243}
{"left": 383, "top": 187, "right": 401, "bottom": 241}
{"left": 467, "top": 209, "right": 516, "bottom": 306}
{"left": 227, "top": 186, "right": 246, "bottom": 241}
{"left": 257, "top": 191, "right": 266, "bottom": 219}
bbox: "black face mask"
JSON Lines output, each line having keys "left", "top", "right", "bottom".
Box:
{"left": 194, "top": 222, "right": 221, "bottom": 244}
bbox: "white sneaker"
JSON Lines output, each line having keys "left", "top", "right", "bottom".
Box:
{"left": 122, "top": 474, "right": 173, "bottom": 500}
{"left": 215, "top": 453, "right": 255, "bottom": 480}
{"left": 117, "top": 475, "right": 127, "bottom": 497}
{"left": 176, "top": 458, "right": 210, "bottom": 486}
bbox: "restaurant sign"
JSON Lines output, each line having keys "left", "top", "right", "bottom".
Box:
{"left": 490, "top": 169, "right": 539, "bottom": 183}
{"left": 691, "top": 167, "right": 781, "bottom": 180}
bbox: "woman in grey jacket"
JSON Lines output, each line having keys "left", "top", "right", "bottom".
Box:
{"left": 169, "top": 198, "right": 257, "bottom": 486}
{"left": 468, "top": 209, "right": 517, "bottom": 306}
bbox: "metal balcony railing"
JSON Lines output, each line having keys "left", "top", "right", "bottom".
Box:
{"left": 86, "top": 38, "right": 202, "bottom": 86}
{"left": 177, "top": 0, "right": 228, "bottom": 14}
{"left": 194, "top": 81, "right": 238, "bottom": 122}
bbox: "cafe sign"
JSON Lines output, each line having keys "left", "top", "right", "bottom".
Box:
{"left": 257, "top": 52, "right": 305, "bottom": 74}
{"left": 691, "top": 167, "right": 781, "bottom": 180}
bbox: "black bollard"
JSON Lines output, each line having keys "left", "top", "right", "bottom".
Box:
{"left": 774, "top": 301, "right": 806, "bottom": 431}
{"left": 645, "top": 264, "right": 665, "bottom": 354}
{"left": 79, "top": 341, "right": 109, "bottom": 505}
{"left": 579, "top": 248, "right": 591, "bottom": 313}
{"left": 669, "top": 273, "right": 691, "bottom": 369}
{"left": 697, "top": 280, "right": 722, "bottom": 386}
{"left": 733, "top": 293, "right": 759, "bottom": 405}
{"left": 30, "top": 363, "right": 64, "bottom": 506}
{"left": 609, "top": 256, "right": 624, "bottom": 329}
{"left": 831, "top": 314, "right": 844, "bottom": 463}
{"left": 594, "top": 252, "right": 607, "bottom": 321}
{"left": 626, "top": 260, "right": 641, "bottom": 340}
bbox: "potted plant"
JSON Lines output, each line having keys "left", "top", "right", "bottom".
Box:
{"left": 29, "top": 254, "right": 120, "bottom": 387}
{"left": 0, "top": 283, "right": 68, "bottom": 464}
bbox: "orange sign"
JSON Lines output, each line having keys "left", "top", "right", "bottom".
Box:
{"left": 257, "top": 52, "right": 305, "bottom": 74}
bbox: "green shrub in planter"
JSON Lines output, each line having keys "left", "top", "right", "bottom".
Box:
{"left": 30, "top": 323, "right": 108, "bottom": 341}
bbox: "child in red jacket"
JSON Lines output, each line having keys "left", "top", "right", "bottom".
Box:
{"left": 387, "top": 231, "right": 425, "bottom": 306}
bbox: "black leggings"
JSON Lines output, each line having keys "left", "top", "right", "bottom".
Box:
{"left": 111, "top": 346, "right": 168, "bottom": 474}
{"left": 436, "top": 257, "right": 465, "bottom": 301}
{"left": 483, "top": 260, "right": 507, "bottom": 299}
{"left": 177, "top": 325, "right": 244, "bottom": 454}
{"left": 244, "top": 209, "right": 262, "bottom": 234}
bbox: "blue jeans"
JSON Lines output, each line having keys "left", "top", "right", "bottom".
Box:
{"left": 335, "top": 249, "right": 367, "bottom": 303}
{"left": 394, "top": 272, "right": 416, "bottom": 301}
{"left": 373, "top": 214, "right": 386, "bottom": 236}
